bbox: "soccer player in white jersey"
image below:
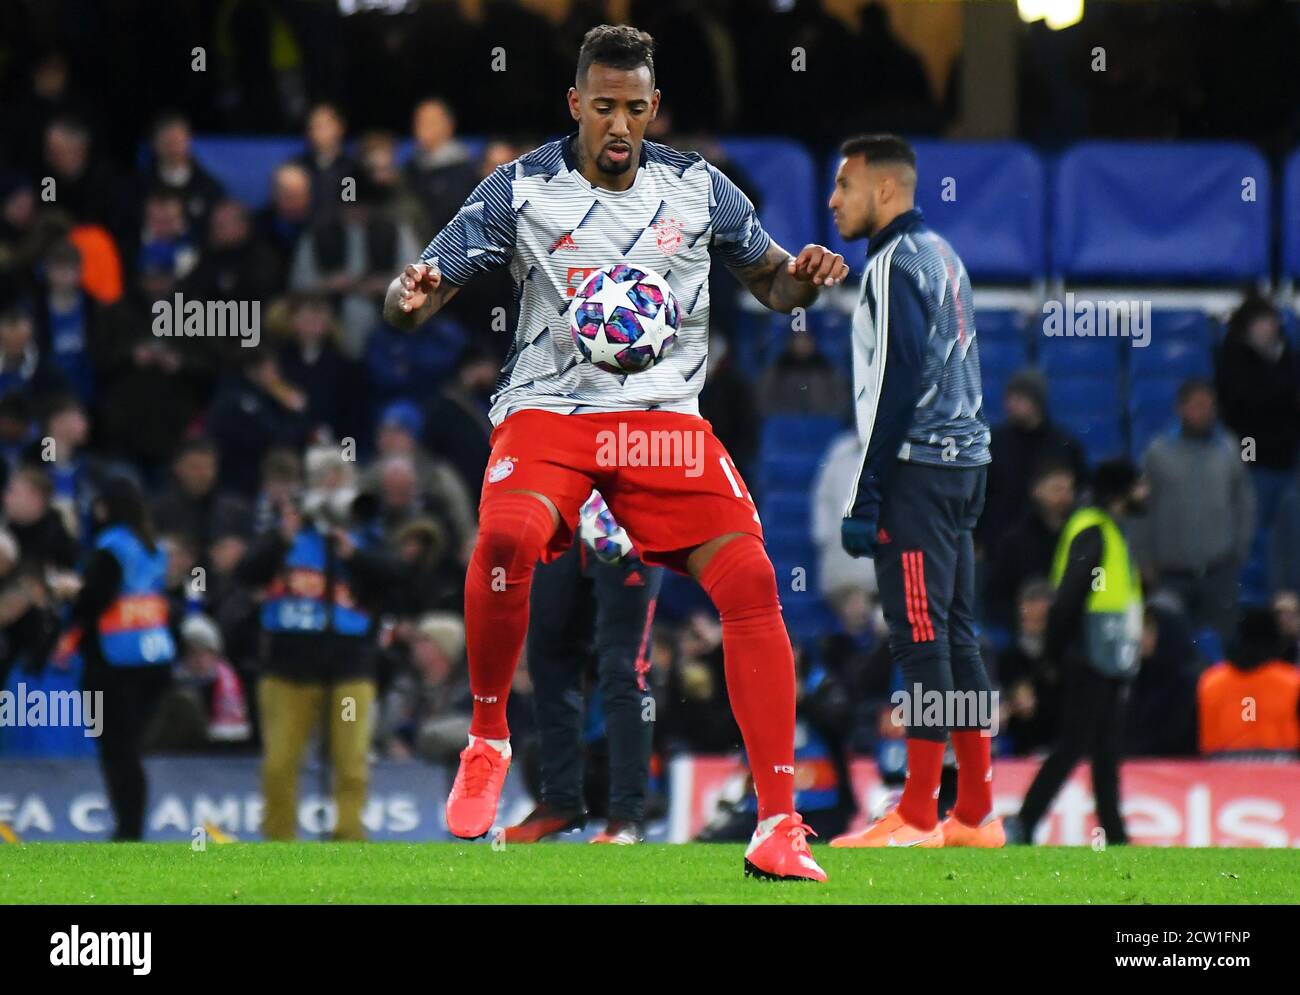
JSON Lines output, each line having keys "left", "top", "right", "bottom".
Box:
{"left": 385, "top": 24, "right": 848, "bottom": 881}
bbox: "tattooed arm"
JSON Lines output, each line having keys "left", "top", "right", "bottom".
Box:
{"left": 728, "top": 242, "right": 849, "bottom": 314}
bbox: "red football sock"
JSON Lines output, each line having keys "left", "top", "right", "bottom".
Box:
{"left": 951, "top": 729, "right": 994, "bottom": 826}
{"left": 898, "top": 738, "right": 945, "bottom": 830}
{"left": 464, "top": 492, "right": 556, "bottom": 740}
{"left": 698, "top": 535, "right": 796, "bottom": 821}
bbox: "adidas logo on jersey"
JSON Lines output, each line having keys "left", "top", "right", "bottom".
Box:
{"left": 550, "top": 232, "right": 580, "bottom": 252}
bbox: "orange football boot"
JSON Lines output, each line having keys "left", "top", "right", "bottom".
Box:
{"left": 940, "top": 813, "right": 1006, "bottom": 848}
{"left": 744, "top": 813, "right": 828, "bottom": 881}
{"left": 446, "top": 738, "right": 511, "bottom": 839}
{"left": 830, "top": 807, "right": 944, "bottom": 848}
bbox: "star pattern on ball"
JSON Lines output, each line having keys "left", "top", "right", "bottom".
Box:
{"left": 571, "top": 265, "right": 679, "bottom": 374}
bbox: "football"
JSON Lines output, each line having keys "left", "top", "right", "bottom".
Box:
{"left": 577, "top": 490, "right": 635, "bottom": 564}
{"left": 569, "top": 263, "right": 681, "bottom": 374}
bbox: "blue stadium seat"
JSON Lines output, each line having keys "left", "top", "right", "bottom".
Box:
{"left": 976, "top": 339, "right": 1028, "bottom": 380}
{"left": 760, "top": 414, "right": 845, "bottom": 457}
{"left": 1149, "top": 309, "right": 1215, "bottom": 346}
{"left": 979, "top": 369, "right": 1012, "bottom": 423}
{"left": 765, "top": 529, "right": 813, "bottom": 563}
{"left": 975, "top": 309, "right": 1030, "bottom": 343}
{"left": 783, "top": 599, "right": 840, "bottom": 647}
{"left": 190, "top": 137, "right": 305, "bottom": 207}
{"left": 190, "top": 135, "right": 488, "bottom": 208}
{"left": 1129, "top": 334, "right": 1213, "bottom": 381}
{"left": 824, "top": 142, "right": 1046, "bottom": 282}
{"left": 760, "top": 453, "right": 824, "bottom": 493}
{"left": 1284, "top": 148, "right": 1300, "bottom": 280}
{"left": 1052, "top": 142, "right": 1272, "bottom": 281}
{"left": 808, "top": 309, "right": 853, "bottom": 370}
{"left": 1070, "top": 414, "right": 1126, "bottom": 464}
{"left": 721, "top": 139, "right": 818, "bottom": 261}
{"left": 1045, "top": 371, "right": 1118, "bottom": 418}
{"left": 760, "top": 492, "right": 812, "bottom": 531}
{"left": 1038, "top": 335, "right": 1123, "bottom": 378}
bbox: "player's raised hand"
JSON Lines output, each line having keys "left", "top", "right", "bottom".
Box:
{"left": 397, "top": 262, "right": 442, "bottom": 313}
{"left": 788, "top": 244, "right": 849, "bottom": 287}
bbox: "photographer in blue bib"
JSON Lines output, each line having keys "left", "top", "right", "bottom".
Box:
{"left": 237, "top": 480, "right": 403, "bottom": 841}
{"left": 73, "top": 475, "right": 176, "bottom": 840}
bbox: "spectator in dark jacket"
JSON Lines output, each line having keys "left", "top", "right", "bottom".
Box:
{"left": 0, "top": 307, "right": 69, "bottom": 408}
{"left": 274, "top": 294, "right": 369, "bottom": 445}
{"left": 994, "top": 581, "right": 1060, "bottom": 756}
{"left": 422, "top": 344, "right": 496, "bottom": 498}
{"left": 3, "top": 465, "right": 78, "bottom": 572}
{"left": 698, "top": 331, "right": 760, "bottom": 484}
{"left": 206, "top": 351, "right": 311, "bottom": 498}
{"left": 151, "top": 438, "right": 253, "bottom": 554}
{"left": 40, "top": 117, "right": 121, "bottom": 234}
{"left": 1216, "top": 295, "right": 1300, "bottom": 531}
{"left": 1124, "top": 600, "right": 1201, "bottom": 757}
{"left": 32, "top": 239, "right": 99, "bottom": 405}
{"left": 979, "top": 369, "right": 1088, "bottom": 551}
{"left": 402, "top": 98, "right": 478, "bottom": 235}
{"left": 141, "top": 113, "right": 226, "bottom": 233}
{"left": 984, "top": 457, "right": 1078, "bottom": 633}
{"left": 758, "top": 330, "right": 852, "bottom": 420}
{"left": 93, "top": 266, "right": 202, "bottom": 479}
{"left": 181, "top": 199, "right": 285, "bottom": 350}
{"left": 253, "top": 163, "right": 313, "bottom": 276}
{"left": 293, "top": 103, "right": 357, "bottom": 219}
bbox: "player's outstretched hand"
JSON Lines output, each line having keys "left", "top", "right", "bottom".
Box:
{"left": 788, "top": 244, "right": 849, "bottom": 287}
{"left": 397, "top": 262, "right": 442, "bottom": 313}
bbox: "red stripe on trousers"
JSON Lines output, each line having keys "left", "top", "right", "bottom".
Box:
{"left": 903, "top": 551, "right": 922, "bottom": 643}
{"left": 912, "top": 550, "right": 935, "bottom": 641}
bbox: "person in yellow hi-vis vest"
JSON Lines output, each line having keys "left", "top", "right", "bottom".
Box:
{"left": 1006, "top": 460, "right": 1148, "bottom": 846}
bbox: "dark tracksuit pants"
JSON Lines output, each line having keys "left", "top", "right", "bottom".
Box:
{"left": 1018, "top": 662, "right": 1130, "bottom": 844}
{"left": 83, "top": 655, "right": 172, "bottom": 841}
{"left": 527, "top": 541, "right": 662, "bottom": 822}
{"left": 875, "top": 461, "right": 993, "bottom": 740}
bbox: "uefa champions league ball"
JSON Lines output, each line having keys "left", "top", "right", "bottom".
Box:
{"left": 578, "top": 491, "right": 635, "bottom": 564}
{"left": 570, "top": 263, "right": 681, "bottom": 374}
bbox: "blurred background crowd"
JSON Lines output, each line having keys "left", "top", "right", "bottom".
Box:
{"left": 1, "top": 1, "right": 1299, "bottom": 837}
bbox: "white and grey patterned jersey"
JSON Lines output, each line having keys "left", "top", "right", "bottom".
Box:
{"left": 418, "top": 133, "right": 771, "bottom": 425}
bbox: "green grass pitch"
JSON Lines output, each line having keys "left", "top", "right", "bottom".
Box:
{"left": 2, "top": 843, "right": 1297, "bottom": 904}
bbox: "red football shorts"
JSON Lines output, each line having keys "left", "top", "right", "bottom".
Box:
{"left": 478, "top": 409, "right": 764, "bottom": 572}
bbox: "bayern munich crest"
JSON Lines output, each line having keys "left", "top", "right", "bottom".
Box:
{"left": 654, "top": 217, "right": 684, "bottom": 255}
{"left": 487, "top": 457, "right": 516, "bottom": 483}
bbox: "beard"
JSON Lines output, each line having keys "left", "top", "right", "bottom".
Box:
{"left": 840, "top": 209, "right": 877, "bottom": 242}
{"left": 597, "top": 148, "right": 633, "bottom": 175}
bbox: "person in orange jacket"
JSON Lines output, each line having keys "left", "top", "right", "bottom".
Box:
{"left": 1198, "top": 607, "right": 1300, "bottom": 756}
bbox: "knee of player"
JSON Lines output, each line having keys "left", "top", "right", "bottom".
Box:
{"left": 474, "top": 522, "right": 538, "bottom": 575}
{"left": 702, "top": 542, "right": 782, "bottom": 620}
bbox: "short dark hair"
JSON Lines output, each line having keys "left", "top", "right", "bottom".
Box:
{"left": 1092, "top": 459, "right": 1139, "bottom": 506}
{"left": 840, "top": 134, "right": 916, "bottom": 170}
{"left": 174, "top": 436, "right": 218, "bottom": 462}
{"left": 0, "top": 307, "right": 31, "bottom": 329}
{"left": 151, "top": 111, "right": 190, "bottom": 138}
{"left": 1030, "top": 455, "right": 1077, "bottom": 486}
{"left": 576, "top": 24, "right": 655, "bottom": 87}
